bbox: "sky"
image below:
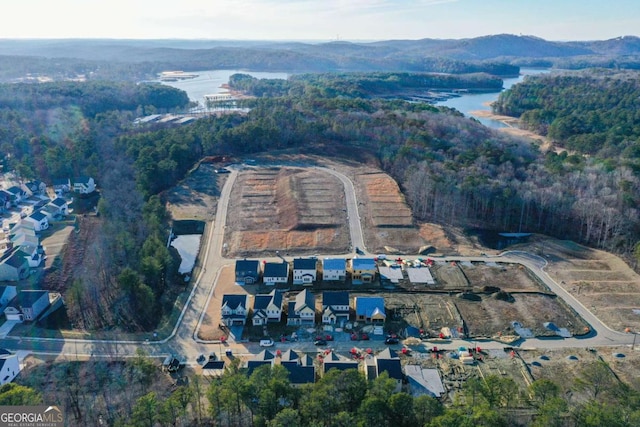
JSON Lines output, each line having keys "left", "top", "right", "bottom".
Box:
{"left": 1, "top": 0, "right": 639, "bottom": 41}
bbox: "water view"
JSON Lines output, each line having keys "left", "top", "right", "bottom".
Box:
{"left": 158, "top": 69, "right": 289, "bottom": 108}
{"left": 171, "top": 234, "right": 202, "bottom": 274}
{"left": 436, "top": 68, "right": 550, "bottom": 129}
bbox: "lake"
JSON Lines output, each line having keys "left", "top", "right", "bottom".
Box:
{"left": 158, "top": 69, "right": 288, "bottom": 108}
{"left": 436, "top": 68, "right": 550, "bottom": 129}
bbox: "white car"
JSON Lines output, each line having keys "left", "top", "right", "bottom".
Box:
{"left": 259, "top": 339, "right": 274, "bottom": 347}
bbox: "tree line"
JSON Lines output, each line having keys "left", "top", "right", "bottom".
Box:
{"left": 8, "top": 354, "right": 640, "bottom": 427}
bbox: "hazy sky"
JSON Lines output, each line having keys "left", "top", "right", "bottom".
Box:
{"left": 2, "top": 0, "right": 638, "bottom": 41}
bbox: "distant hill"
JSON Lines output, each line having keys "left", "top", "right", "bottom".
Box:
{"left": 0, "top": 34, "right": 639, "bottom": 81}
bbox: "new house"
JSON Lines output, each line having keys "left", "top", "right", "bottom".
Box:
{"left": 322, "top": 258, "right": 346, "bottom": 282}
{"left": 365, "top": 348, "right": 403, "bottom": 392}
{"left": 287, "top": 289, "right": 315, "bottom": 326}
{"left": 354, "top": 297, "right": 386, "bottom": 323}
{"left": 0, "top": 250, "right": 30, "bottom": 282}
{"left": 235, "top": 259, "right": 260, "bottom": 285}
{"left": 71, "top": 176, "right": 96, "bottom": 194}
{"left": 263, "top": 262, "right": 289, "bottom": 285}
{"left": 24, "top": 211, "right": 49, "bottom": 232}
{"left": 47, "top": 198, "right": 69, "bottom": 217}
{"left": 24, "top": 180, "right": 47, "bottom": 196}
{"left": 0, "top": 286, "right": 16, "bottom": 310}
{"left": 247, "top": 350, "right": 275, "bottom": 375}
{"left": 5, "top": 186, "right": 26, "bottom": 204}
{"left": 350, "top": 258, "right": 377, "bottom": 284}
{"left": 52, "top": 178, "right": 70, "bottom": 194}
{"left": 281, "top": 350, "right": 315, "bottom": 386}
{"left": 321, "top": 350, "right": 360, "bottom": 376}
{"left": 293, "top": 258, "right": 317, "bottom": 285}
{"left": 220, "top": 294, "right": 249, "bottom": 326}
{"left": 17, "top": 290, "right": 50, "bottom": 321}
{"left": 321, "top": 291, "right": 350, "bottom": 325}
{"left": 252, "top": 290, "right": 284, "bottom": 326}
{"left": 405, "top": 365, "right": 446, "bottom": 398}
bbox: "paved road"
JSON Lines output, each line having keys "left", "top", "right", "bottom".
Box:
{"left": 0, "top": 165, "right": 636, "bottom": 362}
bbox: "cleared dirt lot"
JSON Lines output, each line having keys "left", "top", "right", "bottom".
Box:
{"left": 224, "top": 167, "right": 350, "bottom": 257}
{"left": 523, "top": 238, "right": 640, "bottom": 333}
{"left": 165, "top": 162, "right": 224, "bottom": 221}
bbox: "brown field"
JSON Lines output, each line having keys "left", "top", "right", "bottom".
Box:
{"left": 356, "top": 171, "right": 426, "bottom": 253}
{"left": 533, "top": 238, "right": 640, "bottom": 332}
{"left": 165, "top": 163, "right": 224, "bottom": 221}
{"left": 224, "top": 167, "right": 349, "bottom": 257}
{"left": 455, "top": 293, "right": 588, "bottom": 338}
{"left": 460, "top": 263, "right": 542, "bottom": 292}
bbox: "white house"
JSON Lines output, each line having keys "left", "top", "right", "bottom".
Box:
{"left": 252, "top": 290, "right": 284, "bottom": 326}
{"left": 286, "top": 289, "right": 315, "bottom": 326}
{"left": 293, "top": 258, "right": 317, "bottom": 285}
{"left": 322, "top": 258, "right": 346, "bottom": 282}
{"left": 322, "top": 291, "right": 350, "bottom": 325}
{"left": 17, "top": 290, "right": 50, "bottom": 321}
{"left": 263, "top": 262, "right": 289, "bottom": 285}
{"left": 24, "top": 211, "right": 49, "bottom": 232}
{"left": 0, "top": 350, "right": 21, "bottom": 385}
{"left": 71, "top": 176, "right": 96, "bottom": 194}
{"left": 47, "top": 197, "right": 69, "bottom": 216}
{"left": 24, "top": 180, "right": 47, "bottom": 196}
{"left": 221, "top": 294, "right": 249, "bottom": 326}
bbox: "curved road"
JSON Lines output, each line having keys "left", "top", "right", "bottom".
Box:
{"left": 0, "top": 165, "right": 636, "bottom": 361}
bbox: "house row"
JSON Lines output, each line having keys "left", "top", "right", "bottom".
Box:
{"left": 220, "top": 290, "right": 386, "bottom": 327}
{"left": 52, "top": 176, "right": 96, "bottom": 195}
{"left": 234, "top": 257, "right": 379, "bottom": 286}
{"left": 240, "top": 347, "right": 444, "bottom": 397}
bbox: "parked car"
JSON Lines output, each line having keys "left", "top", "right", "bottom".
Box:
{"left": 385, "top": 337, "right": 399, "bottom": 345}
{"left": 259, "top": 339, "right": 274, "bottom": 347}
{"left": 314, "top": 339, "right": 327, "bottom": 346}
{"left": 360, "top": 333, "right": 370, "bottom": 341}
{"left": 355, "top": 247, "right": 365, "bottom": 255}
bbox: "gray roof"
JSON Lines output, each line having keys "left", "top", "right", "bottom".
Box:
{"left": 221, "top": 294, "right": 248, "bottom": 311}
{"left": 253, "top": 290, "right": 284, "bottom": 311}
{"left": 263, "top": 262, "right": 288, "bottom": 278}
{"left": 284, "top": 364, "right": 315, "bottom": 384}
{"left": 18, "top": 290, "right": 48, "bottom": 307}
{"left": 323, "top": 291, "right": 349, "bottom": 307}
{"left": 2, "top": 251, "right": 28, "bottom": 269}
{"left": 50, "top": 197, "right": 67, "bottom": 207}
{"left": 29, "top": 211, "right": 48, "bottom": 221}
{"left": 293, "top": 258, "right": 317, "bottom": 270}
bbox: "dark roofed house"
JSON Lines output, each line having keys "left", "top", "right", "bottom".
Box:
{"left": 5, "top": 186, "right": 26, "bottom": 203}
{"left": 252, "top": 290, "right": 284, "bottom": 326}
{"left": 263, "top": 262, "right": 289, "bottom": 285}
{"left": 365, "top": 348, "right": 403, "bottom": 391}
{"left": 322, "top": 291, "right": 350, "bottom": 325}
{"left": 24, "top": 180, "right": 46, "bottom": 196}
{"left": 0, "top": 250, "right": 30, "bottom": 281}
{"left": 247, "top": 350, "right": 275, "bottom": 375}
{"left": 202, "top": 355, "right": 225, "bottom": 377}
{"left": 24, "top": 210, "right": 49, "bottom": 232}
{"left": 221, "top": 294, "right": 249, "bottom": 326}
{"left": 283, "top": 352, "right": 315, "bottom": 386}
{"left": 293, "top": 258, "right": 317, "bottom": 285}
{"left": 235, "top": 259, "right": 260, "bottom": 285}
{"left": 17, "top": 290, "right": 50, "bottom": 321}
{"left": 48, "top": 197, "right": 69, "bottom": 216}
{"left": 322, "top": 351, "right": 360, "bottom": 376}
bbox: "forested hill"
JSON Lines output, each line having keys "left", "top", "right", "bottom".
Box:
{"left": 492, "top": 70, "right": 640, "bottom": 160}
{"left": 3, "top": 34, "right": 640, "bottom": 82}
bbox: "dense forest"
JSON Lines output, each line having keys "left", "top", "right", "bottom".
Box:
{"left": 8, "top": 353, "right": 640, "bottom": 426}
{"left": 3, "top": 70, "right": 639, "bottom": 330}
